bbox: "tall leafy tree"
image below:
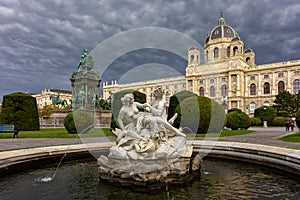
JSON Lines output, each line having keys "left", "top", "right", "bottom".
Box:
{"left": 0, "top": 92, "right": 40, "bottom": 131}
{"left": 273, "top": 91, "right": 296, "bottom": 114}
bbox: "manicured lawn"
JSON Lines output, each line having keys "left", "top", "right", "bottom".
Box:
{"left": 0, "top": 128, "right": 114, "bottom": 138}
{"left": 280, "top": 132, "right": 300, "bottom": 142}
{"left": 189, "top": 129, "right": 255, "bottom": 137}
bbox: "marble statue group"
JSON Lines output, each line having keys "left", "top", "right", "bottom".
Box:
{"left": 98, "top": 87, "right": 201, "bottom": 187}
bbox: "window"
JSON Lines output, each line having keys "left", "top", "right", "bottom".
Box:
{"left": 233, "top": 46, "right": 238, "bottom": 56}
{"left": 263, "top": 82, "right": 270, "bottom": 94}
{"left": 250, "top": 76, "right": 255, "bottom": 80}
{"left": 250, "top": 83, "right": 256, "bottom": 95}
{"left": 210, "top": 79, "right": 215, "bottom": 83}
{"left": 205, "top": 51, "right": 208, "bottom": 62}
{"left": 293, "top": 79, "right": 300, "bottom": 93}
{"left": 199, "top": 80, "right": 203, "bottom": 84}
{"left": 249, "top": 102, "right": 256, "bottom": 114}
{"left": 246, "top": 57, "right": 251, "bottom": 64}
{"left": 222, "top": 77, "right": 227, "bottom": 82}
{"left": 227, "top": 46, "right": 230, "bottom": 57}
{"left": 210, "top": 86, "right": 216, "bottom": 97}
{"left": 190, "top": 55, "right": 194, "bottom": 63}
{"left": 221, "top": 85, "right": 227, "bottom": 97}
{"left": 295, "top": 71, "right": 300, "bottom": 76}
{"left": 214, "top": 47, "right": 219, "bottom": 58}
{"left": 278, "top": 81, "right": 285, "bottom": 93}
{"left": 199, "top": 87, "right": 204, "bottom": 96}
{"left": 278, "top": 72, "right": 284, "bottom": 78}
{"left": 188, "top": 80, "right": 193, "bottom": 87}
{"left": 264, "top": 74, "right": 269, "bottom": 79}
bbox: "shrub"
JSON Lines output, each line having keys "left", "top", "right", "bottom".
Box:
{"left": 272, "top": 117, "right": 286, "bottom": 127}
{"left": 0, "top": 92, "right": 39, "bottom": 131}
{"left": 167, "top": 90, "right": 197, "bottom": 128}
{"left": 174, "top": 95, "right": 225, "bottom": 134}
{"left": 228, "top": 108, "right": 242, "bottom": 113}
{"left": 226, "top": 111, "right": 251, "bottom": 130}
{"left": 64, "top": 110, "right": 94, "bottom": 134}
{"left": 250, "top": 117, "right": 262, "bottom": 126}
{"left": 110, "top": 89, "right": 146, "bottom": 130}
{"left": 277, "top": 111, "right": 289, "bottom": 118}
{"left": 254, "top": 106, "right": 277, "bottom": 126}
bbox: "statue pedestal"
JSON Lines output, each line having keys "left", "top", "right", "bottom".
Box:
{"left": 98, "top": 146, "right": 201, "bottom": 190}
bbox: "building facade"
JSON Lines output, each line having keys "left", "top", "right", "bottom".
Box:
{"left": 32, "top": 89, "right": 72, "bottom": 109}
{"left": 103, "top": 15, "right": 300, "bottom": 116}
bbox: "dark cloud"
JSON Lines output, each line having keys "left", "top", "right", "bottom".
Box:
{"left": 0, "top": 0, "right": 300, "bottom": 101}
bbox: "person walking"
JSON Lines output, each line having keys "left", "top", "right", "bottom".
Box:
{"left": 285, "top": 116, "right": 290, "bottom": 131}
{"left": 290, "top": 118, "right": 295, "bottom": 131}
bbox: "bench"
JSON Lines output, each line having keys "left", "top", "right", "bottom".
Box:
{"left": 0, "top": 124, "right": 19, "bottom": 138}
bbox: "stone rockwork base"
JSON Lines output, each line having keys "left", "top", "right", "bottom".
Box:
{"left": 98, "top": 146, "right": 202, "bottom": 190}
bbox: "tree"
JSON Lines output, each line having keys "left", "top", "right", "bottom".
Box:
{"left": 0, "top": 92, "right": 40, "bottom": 131}
{"left": 254, "top": 106, "right": 277, "bottom": 126}
{"left": 64, "top": 110, "right": 94, "bottom": 134}
{"left": 226, "top": 111, "right": 251, "bottom": 130}
{"left": 174, "top": 95, "right": 225, "bottom": 134}
{"left": 167, "top": 90, "right": 197, "bottom": 128}
{"left": 273, "top": 91, "right": 298, "bottom": 114}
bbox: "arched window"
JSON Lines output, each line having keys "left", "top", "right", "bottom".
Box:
{"left": 221, "top": 85, "right": 227, "bottom": 97}
{"left": 263, "top": 82, "right": 270, "bottom": 94}
{"left": 199, "top": 87, "right": 204, "bottom": 96}
{"left": 227, "top": 46, "right": 230, "bottom": 57}
{"left": 246, "top": 57, "right": 251, "bottom": 64}
{"left": 205, "top": 50, "right": 208, "bottom": 62}
{"left": 250, "top": 83, "right": 256, "bottom": 95}
{"left": 278, "top": 81, "right": 285, "bottom": 93}
{"left": 210, "top": 86, "right": 215, "bottom": 97}
{"left": 190, "top": 55, "right": 194, "bottom": 63}
{"left": 293, "top": 79, "right": 300, "bottom": 93}
{"left": 233, "top": 46, "right": 238, "bottom": 56}
{"left": 214, "top": 47, "right": 219, "bottom": 58}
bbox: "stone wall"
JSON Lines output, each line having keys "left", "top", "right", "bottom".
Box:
{"left": 40, "top": 110, "right": 112, "bottom": 128}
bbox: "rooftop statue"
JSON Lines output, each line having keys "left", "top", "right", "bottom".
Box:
{"left": 98, "top": 87, "right": 201, "bottom": 188}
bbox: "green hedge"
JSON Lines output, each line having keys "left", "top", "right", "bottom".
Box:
{"left": 226, "top": 111, "right": 251, "bottom": 130}
{"left": 174, "top": 95, "right": 225, "bottom": 134}
{"left": 228, "top": 108, "right": 242, "bottom": 113}
{"left": 272, "top": 117, "right": 286, "bottom": 127}
{"left": 250, "top": 117, "right": 262, "bottom": 126}
{"left": 64, "top": 110, "right": 94, "bottom": 134}
{"left": 167, "top": 90, "right": 197, "bottom": 128}
{"left": 277, "top": 111, "right": 289, "bottom": 118}
{"left": 0, "top": 92, "right": 39, "bottom": 131}
{"left": 254, "top": 106, "right": 277, "bottom": 126}
{"left": 110, "top": 90, "right": 146, "bottom": 130}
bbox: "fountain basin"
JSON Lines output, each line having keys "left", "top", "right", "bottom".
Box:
{"left": 0, "top": 141, "right": 299, "bottom": 176}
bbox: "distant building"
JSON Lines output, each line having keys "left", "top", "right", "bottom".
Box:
{"left": 103, "top": 14, "right": 300, "bottom": 116}
{"left": 32, "top": 89, "right": 72, "bottom": 109}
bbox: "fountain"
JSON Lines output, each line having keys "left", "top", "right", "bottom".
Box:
{"left": 97, "top": 88, "right": 201, "bottom": 188}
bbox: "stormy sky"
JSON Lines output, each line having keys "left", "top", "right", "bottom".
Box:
{"left": 1, "top": 0, "right": 300, "bottom": 101}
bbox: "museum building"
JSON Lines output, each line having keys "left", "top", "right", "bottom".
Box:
{"left": 103, "top": 15, "right": 300, "bottom": 116}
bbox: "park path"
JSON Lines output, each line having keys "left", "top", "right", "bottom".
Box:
{"left": 217, "top": 127, "right": 300, "bottom": 148}
{"left": 0, "top": 127, "right": 299, "bottom": 151}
